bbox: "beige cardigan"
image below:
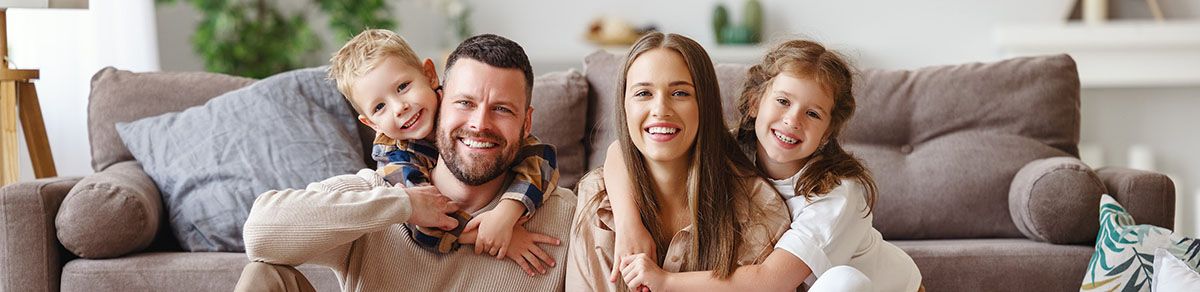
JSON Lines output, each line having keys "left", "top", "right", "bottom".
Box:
{"left": 243, "top": 169, "right": 578, "bottom": 291}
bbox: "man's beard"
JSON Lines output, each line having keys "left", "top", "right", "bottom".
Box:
{"left": 437, "top": 126, "right": 521, "bottom": 186}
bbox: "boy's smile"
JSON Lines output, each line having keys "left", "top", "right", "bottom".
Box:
{"left": 352, "top": 56, "right": 441, "bottom": 141}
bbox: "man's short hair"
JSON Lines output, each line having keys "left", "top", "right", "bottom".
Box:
{"left": 328, "top": 29, "right": 422, "bottom": 113}
{"left": 444, "top": 34, "right": 534, "bottom": 108}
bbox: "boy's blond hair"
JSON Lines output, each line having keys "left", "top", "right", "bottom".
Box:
{"left": 328, "top": 29, "right": 423, "bottom": 114}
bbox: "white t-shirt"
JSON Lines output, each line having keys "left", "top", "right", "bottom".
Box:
{"left": 770, "top": 172, "right": 922, "bottom": 292}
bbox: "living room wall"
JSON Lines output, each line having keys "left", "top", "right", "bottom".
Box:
{"left": 8, "top": 0, "right": 1197, "bottom": 236}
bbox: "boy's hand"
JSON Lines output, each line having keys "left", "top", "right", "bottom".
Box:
{"left": 504, "top": 223, "right": 560, "bottom": 277}
{"left": 404, "top": 186, "right": 459, "bottom": 230}
{"left": 620, "top": 253, "right": 667, "bottom": 292}
{"left": 464, "top": 200, "right": 525, "bottom": 258}
{"left": 609, "top": 221, "right": 657, "bottom": 283}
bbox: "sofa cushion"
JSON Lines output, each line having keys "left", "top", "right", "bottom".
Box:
{"left": 1081, "top": 194, "right": 1199, "bottom": 291}
{"left": 116, "top": 67, "right": 366, "bottom": 252}
{"left": 56, "top": 161, "right": 161, "bottom": 258}
{"left": 1008, "top": 157, "right": 1106, "bottom": 244}
{"left": 582, "top": 51, "right": 749, "bottom": 169}
{"left": 530, "top": 69, "right": 589, "bottom": 187}
{"left": 845, "top": 54, "right": 1081, "bottom": 239}
{"left": 88, "top": 67, "right": 256, "bottom": 172}
{"left": 895, "top": 239, "right": 1093, "bottom": 291}
{"left": 60, "top": 252, "right": 339, "bottom": 292}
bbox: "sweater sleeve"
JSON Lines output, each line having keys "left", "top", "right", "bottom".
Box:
{"left": 773, "top": 180, "right": 872, "bottom": 278}
{"left": 243, "top": 169, "right": 413, "bottom": 268}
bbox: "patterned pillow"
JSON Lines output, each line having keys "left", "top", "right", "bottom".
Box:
{"left": 1081, "top": 194, "right": 1200, "bottom": 291}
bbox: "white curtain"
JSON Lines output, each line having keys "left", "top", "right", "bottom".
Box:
{"left": 7, "top": 0, "right": 158, "bottom": 180}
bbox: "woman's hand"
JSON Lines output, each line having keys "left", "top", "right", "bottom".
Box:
{"left": 609, "top": 222, "right": 657, "bottom": 283}
{"left": 620, "top": 253, "right": 668, "bottom": 292}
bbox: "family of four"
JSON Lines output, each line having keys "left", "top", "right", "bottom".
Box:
{"left": 233, "top": 29, "right": 923, "bottom": 292}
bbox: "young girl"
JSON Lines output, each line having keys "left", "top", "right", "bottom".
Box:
{"left": 606, "top": 40, "right": 922, "bottom": 291}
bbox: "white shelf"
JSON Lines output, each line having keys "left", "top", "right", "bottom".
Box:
{"left": 994, "top": 20, "right": 1200, "bottom": 88}
{"left": 526, "top": 44, "right": 765, "bottom": 75}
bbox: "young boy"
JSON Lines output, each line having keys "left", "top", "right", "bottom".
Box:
{"left": 326, "top": 29, "right": 559, "bottom": 263}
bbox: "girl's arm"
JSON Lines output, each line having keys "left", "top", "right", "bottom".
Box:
{"left": 622, "top": 248, "right": 811, "bottom": 292}
{"left": 602, "top": 141, "right": 658, "bottom": 282}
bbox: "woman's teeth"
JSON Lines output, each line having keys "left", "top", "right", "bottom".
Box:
{"left": 646, "top": 127, "right": 679, "bottom": 134}
{"left": 774, "top": 130, "right": 799, "bottom": 144}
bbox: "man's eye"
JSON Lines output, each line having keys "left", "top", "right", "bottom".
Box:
{"left": 374, "top": 103, "right": 385, "bottom": 113}
{"left": 494, "top": 106, "right": 514, "bottom": 114}
{"left": 454, "top": 100, "right": 473, "bottom": 108}
{"left": 397, "top": 82, "right": 410, "bottom": 92}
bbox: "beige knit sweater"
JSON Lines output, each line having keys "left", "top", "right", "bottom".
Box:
{"left": 243, "top": 169, "right": 578, "bottom": 291}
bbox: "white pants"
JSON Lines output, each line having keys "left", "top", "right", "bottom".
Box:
{"left": 808, "top": 265, "right": 874, "bottom": 292}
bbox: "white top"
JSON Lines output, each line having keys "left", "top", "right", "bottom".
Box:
{"left": 770, "top": 172, "right": 922, "bottom": 292}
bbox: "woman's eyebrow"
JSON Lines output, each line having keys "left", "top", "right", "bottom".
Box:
{"left": 669, "top": 80, "right": 694, "bottom": 87}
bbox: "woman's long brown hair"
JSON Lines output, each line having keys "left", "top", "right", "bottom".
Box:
{"left": 735, "top": 39, "right": 878, "bottom": 214}
{"left": 577, "top": 32, "right": 767, "bottom": 282}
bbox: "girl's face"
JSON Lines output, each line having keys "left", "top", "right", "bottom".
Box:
{"left": 624, "top": 48, "right": 700, "bottom": 164}
{"left": 753, "top": 73, "right": 835, "bottom": 170}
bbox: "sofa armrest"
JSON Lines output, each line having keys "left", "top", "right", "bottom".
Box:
{"left": 1, "top": 176, "right": 82, "bottom": 292}
{"left": 1095, "top": 167, "right": 1175, "bottom": 229}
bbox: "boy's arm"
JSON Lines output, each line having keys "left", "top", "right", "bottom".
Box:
{"left": 500, "top": 135, "right": 559, "bottom": 216}
{"left": 374, "top": 140, "right": 437, "bottom": 187}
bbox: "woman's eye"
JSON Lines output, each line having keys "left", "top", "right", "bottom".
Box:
{"left": 373, "top": 103, "right": 386, "bottom": 113}
{"left": 776, "top": 98, "right": 790, "bottom": 106}
{"left": 633, "top": 90, "right": 651, "bottom": 97}
{"left": 397, "top": 82, "right": 410, "bottom": 92}
{"left": 672, "top": 90, "right": 691, "bottom": 97}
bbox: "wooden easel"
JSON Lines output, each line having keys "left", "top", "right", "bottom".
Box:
{"left": 1, "top": 9, "right": 56, "bottom": 186}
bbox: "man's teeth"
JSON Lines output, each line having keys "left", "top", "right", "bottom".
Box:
{"left": 462, "top": 139, "right": 497, "bottom": 149}
{"left": 774, "top": 131, "right": 799, "bottom": 144}
{"left": 647, "top": 127, "right": 679, "bottom": 134}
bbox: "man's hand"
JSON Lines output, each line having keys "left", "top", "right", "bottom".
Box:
{"left": 620, "top": 253, "right": 667, "bottom": 292}
{"left": 404, "top": 186, "right": 459, "bottom": 230}
{"left": 464, "top": 200, "right": 525, "bottom": 258}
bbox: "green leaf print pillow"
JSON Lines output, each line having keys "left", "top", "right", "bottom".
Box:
{"left": 1082, "top": 194, "right": 1200, "bottom": 291}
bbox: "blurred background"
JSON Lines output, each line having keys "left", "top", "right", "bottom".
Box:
{"left": 7, "top": 0, "right": 1199, "bottom": 235}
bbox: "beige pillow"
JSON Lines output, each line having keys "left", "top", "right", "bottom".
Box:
{"left": 531, "top": 69, "right": 590, "bottom": 187}
{"left": 56, "top": 161, "right": 161, "bottom": 258}
{"left": 1008, "top": 157, "right": 1106, "bottom": 244}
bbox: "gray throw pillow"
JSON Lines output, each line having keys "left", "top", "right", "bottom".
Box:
{"left": 116, "top": 67, "right": 366, "bottom": 252}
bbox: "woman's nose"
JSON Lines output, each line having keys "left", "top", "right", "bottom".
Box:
{"left": 649, "top": 95, "right": 673, "bottom": 118}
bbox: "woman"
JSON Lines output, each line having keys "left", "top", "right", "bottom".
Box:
{"left": 565, "top": 32, "right": 791, "bottom": 292}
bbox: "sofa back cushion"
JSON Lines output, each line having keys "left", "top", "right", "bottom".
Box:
{"left": 89, "top": 68, "right": 256, "bottom": 172}
{"left": 583, "top": 51, "right": 1081, "bottom": 239}
{"left": 115, "top": 67, "right": 367, "bottom": 252}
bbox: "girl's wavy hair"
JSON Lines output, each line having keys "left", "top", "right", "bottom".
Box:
{"left": 735, "top": 39, "right": 877, "bottom": 214}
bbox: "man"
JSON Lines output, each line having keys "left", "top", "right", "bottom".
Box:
{"left": 235, "top": 34, "right": 577, "bottom": 292}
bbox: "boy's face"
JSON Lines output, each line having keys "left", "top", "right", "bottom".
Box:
{"left": 351, "top": 56, "right": 441, "bottom": 141}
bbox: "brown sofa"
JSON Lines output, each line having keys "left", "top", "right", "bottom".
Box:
{"left": 0, "top": 52, "right": 1175, "bottom": 291}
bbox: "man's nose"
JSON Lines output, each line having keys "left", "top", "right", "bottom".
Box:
{"left": 466, "top": 106, "right": 490, "bottom": 130}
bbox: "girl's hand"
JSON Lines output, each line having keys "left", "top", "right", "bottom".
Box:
{"left": 620, "top": 253, "right": 667, "bottom": 292}
{"left": 609, "top": 223, "right": 657, "bottom": 283}
{"left": 504, "top": 223, "right": 560, "bottom": 277}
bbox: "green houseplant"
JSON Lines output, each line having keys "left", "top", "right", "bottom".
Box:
{"left": 157, "top": 0, "right": 395, "bottom": 78}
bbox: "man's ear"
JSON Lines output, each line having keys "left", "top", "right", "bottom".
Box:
{"left": 422, "top": 58, "right": 440, "bottom": 91}
{"left": 524, "top": 106, "right": 534, "bottom": 138}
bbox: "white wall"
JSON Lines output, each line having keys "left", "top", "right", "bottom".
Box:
{"left": 14, "top": 0, "right": 1199, "bottom": 234}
